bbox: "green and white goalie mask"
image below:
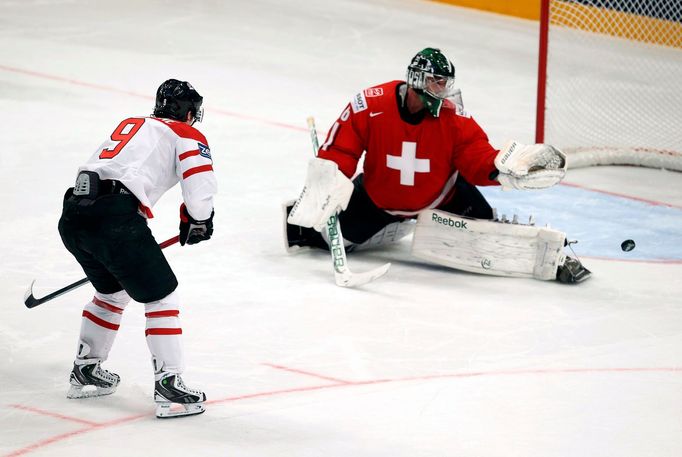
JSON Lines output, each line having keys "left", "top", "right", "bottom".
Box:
{"left": 406, "top": 47, "right": 456, "bottom": 117}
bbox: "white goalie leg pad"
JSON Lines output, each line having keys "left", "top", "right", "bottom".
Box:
{"left": 287, "top": 158, "right": 353, "bottom": 231}
{"left": 318, "top": 220, "right": 415, "bottom": 252}
{"left": 77, "top": 290, "right": 131, "bottom": 362}
{"left": 353, "top": 220, "right": 416, "bottom": 251}
{"left": 145, "top": 290, "right": 185, "bottom": 375}
{"left": 318, "top": 222, "right": 415, "bottom": 252}
{"left": 410, "top": 209, "right": 566, "bottom": 280}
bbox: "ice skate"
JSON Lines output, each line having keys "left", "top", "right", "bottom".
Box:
{"left": 556, "top": 256, "right": 591, "bottom": 284}
{"left": 154, "top": 372, "right": 206, "bottom": 418}
{"left": 67, "top": 360, "right": 120, "bottom": 399}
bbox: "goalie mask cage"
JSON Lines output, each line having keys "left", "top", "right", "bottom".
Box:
{"left": 535, "top": 0, "right": 682, "bottom": 171}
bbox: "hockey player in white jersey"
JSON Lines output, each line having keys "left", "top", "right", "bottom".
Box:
{"left": 58, "top": 79, "right": 217, "bottom": 418}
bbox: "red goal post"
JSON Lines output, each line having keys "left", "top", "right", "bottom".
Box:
{"left": 535, "top": 0, "right": 682, "bottom": 171}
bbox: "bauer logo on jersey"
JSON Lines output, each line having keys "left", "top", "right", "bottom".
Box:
{"left": 351, "top": 91, "right": 368, "bottom": 113}
{"left": 198, "top": 142, "right": 212, "bottom": 160}
{"left": 364, "top": 88, "right": 384, "bottom": 97}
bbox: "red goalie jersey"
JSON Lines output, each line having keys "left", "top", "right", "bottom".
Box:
{"left": 318, "top": 80, "right": 500, "bottom": 216}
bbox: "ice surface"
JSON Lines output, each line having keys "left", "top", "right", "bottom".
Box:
{"left": 1, "top": 1, "right": 681, "bottom": 456}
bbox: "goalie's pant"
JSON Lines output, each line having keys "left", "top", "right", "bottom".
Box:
{"left": 340, "top": 174, "right": 494, "bottom": 245}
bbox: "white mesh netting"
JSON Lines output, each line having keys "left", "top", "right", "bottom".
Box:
{"left": 543, "top": 0, "right": 682, "bottom": 171}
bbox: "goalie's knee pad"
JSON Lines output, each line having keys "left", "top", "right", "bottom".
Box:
{"left": 411, "top": 209, "right": 567, "bottom": 280}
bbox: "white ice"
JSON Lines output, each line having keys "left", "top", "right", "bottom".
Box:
{"left": 1, "top": 1, "right": 681, "bottom": 456}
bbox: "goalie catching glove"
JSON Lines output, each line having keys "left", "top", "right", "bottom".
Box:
{"left": 494, "top": 140, "right": 566, "bottom": 190}
{"left": 179, "top": 203, "right": 214, "bottom": 246}
{"left": 287, "top": 158, "right": 353, "bottom": 231}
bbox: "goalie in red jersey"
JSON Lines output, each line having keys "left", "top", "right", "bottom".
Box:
{"left": 286, "top": 48, "right": 590, "bottom": 284}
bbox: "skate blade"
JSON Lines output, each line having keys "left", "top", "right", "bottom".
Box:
{"left": 155, "top": 401, "right": 205, "bottom": 419}
{"left": 67, "top": 384, "right": 116, "bottom": 399}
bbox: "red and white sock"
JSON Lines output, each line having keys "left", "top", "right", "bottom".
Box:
{"left": 76, "top": 290, "right": 131, "bottom": 361}
{"left": 144, "top": 290, "right": 185, "bottom": 378}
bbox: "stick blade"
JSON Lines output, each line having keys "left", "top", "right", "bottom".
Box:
{"left": 24, "top": 280, "right": 40, "bottom": 308}
{"left": 335, "top": 262, "right": 391, "bottom": 288}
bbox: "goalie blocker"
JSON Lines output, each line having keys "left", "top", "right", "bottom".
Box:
{"left": 411, "top": 209, "right": 590, "bottom": 283}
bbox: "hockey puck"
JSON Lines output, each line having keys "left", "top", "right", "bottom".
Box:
{"left": 621, "top": 239, "right": 636, "bottom": 252}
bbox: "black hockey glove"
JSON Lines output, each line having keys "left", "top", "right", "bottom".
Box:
{"left": 179, "top": 203, "right": 214, "bottom": 246}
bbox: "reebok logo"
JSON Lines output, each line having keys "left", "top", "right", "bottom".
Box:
{"left": 432, "top": 212, "right": 468, "bottom": 229}
{"left": 369, "top": 112, "right": 383, "bottom": 117}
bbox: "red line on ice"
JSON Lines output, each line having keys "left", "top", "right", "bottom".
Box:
{"left": 4, "top": 427, "right": 98, "bottom": 457}
{"left": 3, "top": 413, "right": 148, "bottom": 457}
{"left": 0, "top": 64, "right": 307, "bottom": 133}
{"left": 561, "top": 181, "right": 682, "bottom": 210}
{"left": 9, "top": 404, "right": 101, "bottom": 426}
{"left": 262, "top": 363, "right": 352, "bottom": 384}
{"left": 5, "top": 365, "right": 681, "bottom": 456}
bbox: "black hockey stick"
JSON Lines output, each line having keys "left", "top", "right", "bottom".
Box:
{"left": 24, "top": 235, "right": 180, "bottom": 308}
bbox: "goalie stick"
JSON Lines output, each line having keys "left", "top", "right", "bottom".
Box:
{"left": 306, "top": 117, "right": 390, "bottom": 287}
{"left": 24, "top": 235, "right": 180, "bottom": 308}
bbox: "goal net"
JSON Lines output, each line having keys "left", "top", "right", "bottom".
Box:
{"left": 535, "top": 0, "right": 682, "bottom": 171}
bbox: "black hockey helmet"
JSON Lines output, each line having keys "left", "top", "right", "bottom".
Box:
{"left": 406, "top": 48, "right": 456, "bottom": 117}
{"left": 153, "top": 79, "right": 204, "bottom": 124}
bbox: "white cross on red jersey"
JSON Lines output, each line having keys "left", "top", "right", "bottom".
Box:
{"left": 386, "top": 141, "right": 430, "bottom": 186}
{"left": 79, "top": 116, "right": 217, "bottom": 220}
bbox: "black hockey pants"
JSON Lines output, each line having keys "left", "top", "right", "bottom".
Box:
{"left": 58, "top": 187, "right": 178, "bottom": 303}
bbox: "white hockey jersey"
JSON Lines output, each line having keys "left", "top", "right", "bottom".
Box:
{"left": 80, "top": 116, "right": 217, "bottom": 220}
